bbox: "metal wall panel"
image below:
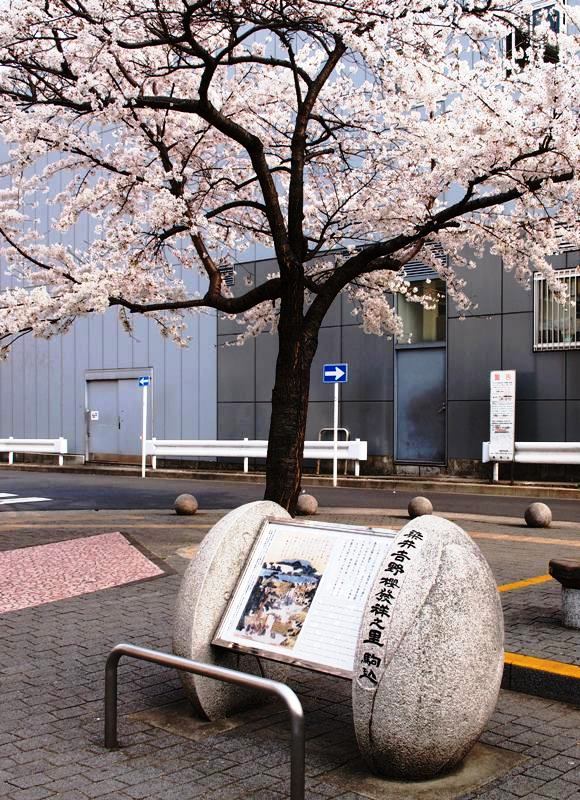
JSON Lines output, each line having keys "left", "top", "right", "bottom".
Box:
{"left": 447, "top": 400, "right": 490, "bottom": 459}
{"left": 515, "top": 400, "right": 566, "bottom": 441}
{"left": 502, "top": 313, "right": 566, "bottom": 400}
{"left": 448, "top": 316, "right": 501, "bottom": 401}
{"left": 0, "top": 276, "right": 217, "bottom": 454}
{"left": 449, "top": 249, "right": 502, "bottom": 318}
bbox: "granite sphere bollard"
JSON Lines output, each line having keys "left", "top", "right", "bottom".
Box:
{"left": 524, "top": 502, "right": 552, "bottom": 528}
{"left": 296, "top": 493, "right": 318, "bottom": 516}
{"left": 174, "top": 494, "right": 199, "bottom": 515}
{"left": 353, "top": 515, "right": 504, "bottom": 780}
{"left": 407, "top": 495, "right": 433, "bottom": 519}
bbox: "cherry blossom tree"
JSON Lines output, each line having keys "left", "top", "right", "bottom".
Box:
{"left": 0, "top": 0, "right": 577, "bottom": 511}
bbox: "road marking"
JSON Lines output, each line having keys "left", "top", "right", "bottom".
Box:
{"left": 0, "top": 496, "right": 51, "bottom": 505}
{"left": 469, "top": 531, "right": 580, "bottom": 548}
{"left": 0, "top": 493, "right": 17, "bottom": 498}
{"left": 498, "top": 574, "right": 553, "bottom": 593}
{"left": 504, "top": 652, "right": 580, "bottom": 680}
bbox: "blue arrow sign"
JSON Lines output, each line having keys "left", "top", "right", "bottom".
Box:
{"left": 138, "top": 376, "right": 151, "bottom": 387}
{"left": 323, "top": 363, "right": 348, "bottom": 383}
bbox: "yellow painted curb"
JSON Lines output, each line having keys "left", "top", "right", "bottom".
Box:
{"left": 504, "top": 652, "right": 580, "bottom": 680}
{"left": 498, "top": 575, "right": 553, "bottom": 593}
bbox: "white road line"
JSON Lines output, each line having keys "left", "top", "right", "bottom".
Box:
{"left": 0, "top": 493, "right": 18, "bottom": 498}
{"left": 0, "top": 497, "right": 51, "bottom": 505}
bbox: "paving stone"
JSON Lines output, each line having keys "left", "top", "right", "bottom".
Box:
{"left": 2, "top": 517, "right": 580, "bottom": 800}
{"left": 536, "top": 779, "right": 580, "bottom": 798}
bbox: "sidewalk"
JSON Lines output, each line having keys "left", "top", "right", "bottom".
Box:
{"left": 1, "top": 507, "right": 579, "bottom": 799}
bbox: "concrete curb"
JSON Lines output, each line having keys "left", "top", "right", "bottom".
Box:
{"left": 502, "top": 654, "right": 580, "bottom": 706}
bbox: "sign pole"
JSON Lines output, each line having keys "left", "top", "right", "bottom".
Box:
{"left": 333, "top": 382, "right": 339, "bottom": 488}
{"left": 141, "top": 384, "right": 148, "bottom": 479}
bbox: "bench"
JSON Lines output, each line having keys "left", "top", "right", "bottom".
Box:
{"left": 482, "top": 441, "right": 580, "bottom": 481}
{"left": 548, "top": 559, "right": 580, "bottom": 630}
{"left": 0, "top": 437, "right": 68, "bottom": 466}
{"left": 143, "top": 438, "right": 367, "bottom": 478}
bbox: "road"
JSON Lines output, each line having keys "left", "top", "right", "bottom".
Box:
{"left": 0, "top": 468, "right": 579, "bottom": 520}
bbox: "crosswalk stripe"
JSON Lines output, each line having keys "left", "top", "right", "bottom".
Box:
{"left": 0, "top": 497, "right": 51, "bottom": 505}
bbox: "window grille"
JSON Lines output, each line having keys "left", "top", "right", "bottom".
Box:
{"left": 534, "top": 268, "right": 580, "bottom": 351}
{"left": 218, "top": 265, "right": 235, "bottom": 287}
{"left": 505, "top": 0, "right": 565, "bottom": 66}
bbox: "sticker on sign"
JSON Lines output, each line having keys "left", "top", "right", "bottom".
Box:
{"left": 323, "top": 363, "right": 348, "bottom": 383}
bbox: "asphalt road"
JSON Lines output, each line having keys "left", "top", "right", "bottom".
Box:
{"left": 0, "top": 468, "right": 579, "bottom": 520}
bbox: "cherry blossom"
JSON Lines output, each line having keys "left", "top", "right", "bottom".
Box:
{"left": 0, "top": 0, "right": 576, "bottom": 508}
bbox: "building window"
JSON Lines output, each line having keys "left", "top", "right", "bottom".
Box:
{"left": 534, "top": 268, "right": 580, "bottom": 351}
{"left": 397, "top": 277, "right": 446, "bottom": 345}
{"left": 505, "top": 2, "right": 564, "bottom": 67}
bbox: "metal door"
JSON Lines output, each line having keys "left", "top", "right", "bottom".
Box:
{"left": 117, "top": 379, "right": 143, "bottom": 456}
{"left": 396, "top": 347, "right": 446, "bottom": 463}
{"left": 87, "top": 379, "right": 148, "bottom": 459}
{"left": 87, "top": 380, "right": 119, "bottom": 457}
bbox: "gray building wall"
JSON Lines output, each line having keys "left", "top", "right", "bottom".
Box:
{"left": 218, "top": 257, "right": 393, "bottom": 462}
{"left": 447, "top": 249, "right": 580, "bottom": 466}
{"left": 218, "top": 250, "right": 580, "bottom": 476}
{"left": 0, "top": 295, "right": 217, "bottom": 456}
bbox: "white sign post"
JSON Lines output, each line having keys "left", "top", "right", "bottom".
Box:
{"left": 322, "top": 363, "right": 348, "bottom": 487}
{"left": 489, "top": 370, "right": 516, "bottom": 482}
{"left": 138, "top": 376, "right": 151, "bottom": 478}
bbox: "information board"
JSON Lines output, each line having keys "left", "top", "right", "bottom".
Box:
{"left": 213, "top": 518, "right": 396, "bottom": 678}
{"left": 489, "top": 370, "right": 516, "bottom": 461}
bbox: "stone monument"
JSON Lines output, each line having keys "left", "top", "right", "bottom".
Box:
{"left": 353, "top": 515, "right": 504, "bottom": 780}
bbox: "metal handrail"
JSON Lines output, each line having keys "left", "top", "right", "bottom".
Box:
{"left": 104, "top": 643, "right": 305, "bottom": 800}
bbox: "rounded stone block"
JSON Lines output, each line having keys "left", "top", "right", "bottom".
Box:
{"left": 173, "top": 501, "right": 291, "bottom": 721}
{"left": 407, "top": 496, "right": 433, "bottom": 519}
{"left": 524, "top": 502, "right": 552, "bottom": 528}
{"left": 296, "top": 493, "right": 318, "bottom": 516}
{"left": 549, "top": 559, "right": 580, "bottom": 590}
{"left": 174, "top": 494, "right": 199, "bottom": 515}
{"left": 353, "top": 515, "right": 504, "bottom": 780}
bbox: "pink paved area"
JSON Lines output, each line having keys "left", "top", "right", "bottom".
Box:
{"left": 0, "top": 532, "right": 164, "bottom": 613}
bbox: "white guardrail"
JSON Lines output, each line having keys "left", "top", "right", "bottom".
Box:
{"left": 482, "top": 441, "right": 580, "bottom": 480}
{"left": 0, "top": 437, "right": 68, "bottom": 466}
{"left": 144, "top": 438, "right": 367, "bottom": 478}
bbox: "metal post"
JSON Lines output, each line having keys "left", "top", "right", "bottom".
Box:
{"left": 333, "top": 382, "right": 339, "bottom": 487}
{"left": 243, "top": 437, "right": 249, "bottom": 473}
{"left": 8, "top": 436, "right": 13, "bottom": 465}
{"left": 104, "top": 644, "right": 305, "bottom": 800}
{"left": 355, "top": 439, "right": 360, "bottom": 478}
{"left": 492, "top": 462, "right": 499, "bottom": 483}
{"left": 141, "top": 385, "right": 148, "bottom": 479}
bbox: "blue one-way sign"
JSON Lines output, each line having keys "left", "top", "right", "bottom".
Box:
{"left": 323, "top": 363, "right": 348, "bottom": 383}
{"left": 138, "top": 376, "right": 151, "bottom": 387}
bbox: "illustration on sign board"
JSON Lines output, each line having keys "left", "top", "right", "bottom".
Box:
{"left": 235, "top": 550, "right": 325, "bottom": 649}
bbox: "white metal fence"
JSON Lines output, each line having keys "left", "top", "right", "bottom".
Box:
{"left": 143, "top": 438, "right": 367, "bottom": 478}
{"left": 0, "top": 437, "right": 68, "bottom": 465}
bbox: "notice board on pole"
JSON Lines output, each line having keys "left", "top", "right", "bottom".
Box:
{"left": 489, "top": 370, "right": 516, "bottom": 461}
{"left": 212, "top": 518, "right": 396, "bottom": 678}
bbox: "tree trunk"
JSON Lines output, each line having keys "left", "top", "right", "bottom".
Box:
{"left": 264, "top": 278, "right": 318, "bottom": 514}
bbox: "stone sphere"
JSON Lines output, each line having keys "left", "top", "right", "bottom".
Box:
{"left": 353, "top": 515, "right": 503, "bottom": 780}
{"left": 174, "top": 494, "right": 199, "bottom": 515}
{"left": 296, "top": 493, "right": 318, "bottom": 516}
{"left": 524, "top": 502, "right": 552, "bottom": 528}
{"left": 173, "top": 501, "right": 291, "bottom": 720}
{"left": 407, "top": 495, "right": 433, "bottom": 519}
